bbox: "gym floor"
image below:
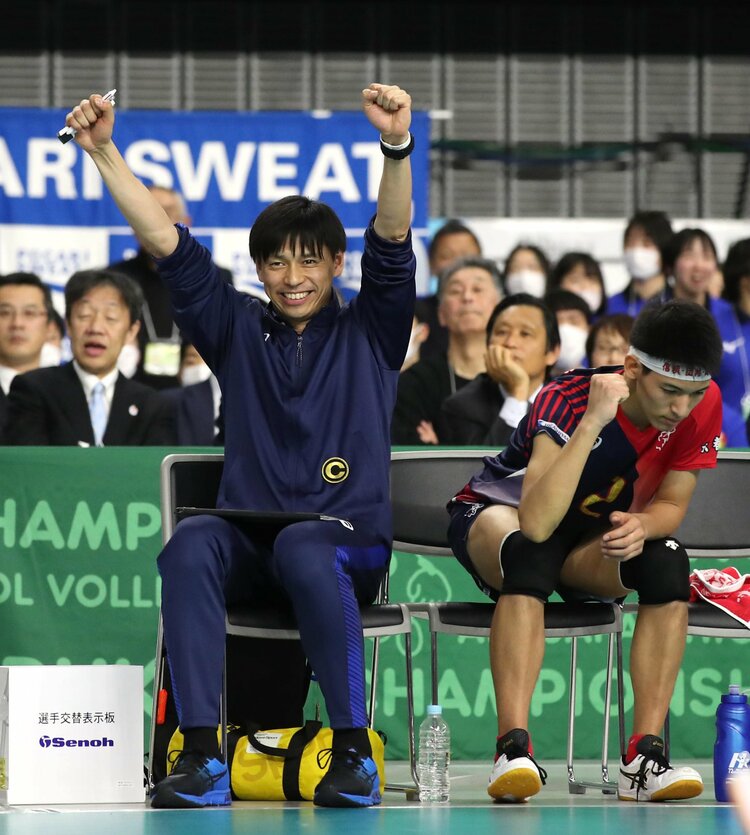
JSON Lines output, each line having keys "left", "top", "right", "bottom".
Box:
{"left": 0, "top": 760, "right": 744, "bottom": 835}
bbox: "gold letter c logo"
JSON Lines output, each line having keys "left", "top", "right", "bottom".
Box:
{"left": 322, "top": 457, "right": 349, "bottom": 484}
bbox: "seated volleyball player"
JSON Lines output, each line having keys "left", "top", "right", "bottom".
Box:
{"left": 447, "top": 299, "right": 722, "bottom": 803}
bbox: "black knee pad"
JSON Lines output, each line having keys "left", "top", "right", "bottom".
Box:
{"left": 498, "top": 530, "right": 569, "bottom": 602}
{"left": 619, "top": 537, "right": 690, "bottom": 604}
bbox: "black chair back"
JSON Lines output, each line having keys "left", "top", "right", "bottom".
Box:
{"left": 675, "top": 451, "right": 750, "bottom": 555}
{"left": 168, "top": 457, "right": 224, "bottom": 509}
{"left": 161, "top": 454, "right": 224, "bottom": 539}
{"left": 391, "top": 449, "right": 490, "bottom": 552}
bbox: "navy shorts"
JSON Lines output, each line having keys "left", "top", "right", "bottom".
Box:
{"left": 447, "top": 500, "right": 614, "bottom": 604}
{"left": 447, "top": 500, "right": 501, "bottom": 601}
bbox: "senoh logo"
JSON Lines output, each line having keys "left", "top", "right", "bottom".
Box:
{"left": 39, "top": 735, "right": 114, "bottom": 749}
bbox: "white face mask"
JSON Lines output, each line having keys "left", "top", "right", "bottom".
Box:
{"left": 624, "top": 247, "right": 661, "bottom": 281}
{"left": 578, "top": 288, "right": 602, "bottom": 314}
{"left": 556, "top": 323, "right": 589, "bottom": 370}
{"left": 180, "top": 362, "right": 213, "bottom": 387}
{"left": 505, "top": 269, "right": 547, "bottom": 298}
{"left": 39, "top": 342, "right": 62, "bottom": 368}
{"left": 117, "top": 343, "right": 141, "bottom": 378}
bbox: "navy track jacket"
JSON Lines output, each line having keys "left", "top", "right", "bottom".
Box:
{"left": 156, "top": 221, "right": 416, "bottom": 542}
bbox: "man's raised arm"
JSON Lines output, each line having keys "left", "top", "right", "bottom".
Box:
{"left": 66, "top": 93, "right": 179, "bottom": 258}
{"left": 362, "top": 84, "right": 413, "bottom": 243}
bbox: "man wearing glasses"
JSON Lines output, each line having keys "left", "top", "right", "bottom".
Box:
{"left": 0, "top": 273, "right": 57, "bottom": 439}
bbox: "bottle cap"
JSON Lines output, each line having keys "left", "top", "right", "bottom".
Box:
{"left": 730, "top": 684, "right": 742, "bottom": 696}
{"left": 426, "top": 704, "right": 442, "bottom": 715}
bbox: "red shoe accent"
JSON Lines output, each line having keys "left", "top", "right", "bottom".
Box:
{"left": 625, "top": 733, "right": 646, "bottom": 764}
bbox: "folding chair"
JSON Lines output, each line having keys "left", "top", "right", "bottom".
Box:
{"left": 148, "top": 453, "right": 417, "bottom": 793}
{"left": 390, "top": 448, "right": 624, "bottom": 795}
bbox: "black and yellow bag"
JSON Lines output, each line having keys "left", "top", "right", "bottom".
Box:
{"left": 167, "top": 721, "right": 386, "bottom": 801}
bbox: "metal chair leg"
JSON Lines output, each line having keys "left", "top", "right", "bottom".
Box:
{"left": 383, "top": 629, "right": 420, "bottom": 799}
{"left": 567, "top": 633, "right": 618, "bottom": 795}
{"left": 368, "top": 635, "right": 381, "bottom": 729}
{"left": 616, "top": 630, "right": 626, "bottom": 760}
{"left": 405, "top": 630, "right": 418, "bottom": 789}
{"left": 600, "top": 633, "right": 617, "bottom": 794}
{"left": 221, "top": 657, "right": 227, "bottom": 761}
{"left": 567, "top": 637, "right": 586, "bottom": 794}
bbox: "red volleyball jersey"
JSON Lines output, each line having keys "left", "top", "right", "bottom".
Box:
{"left": 451, "top": 368, "right": 722, "bottom": 537}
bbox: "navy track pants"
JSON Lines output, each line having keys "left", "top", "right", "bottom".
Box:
{"left": 157, "top": 514, "right": 390, "bottom": 730}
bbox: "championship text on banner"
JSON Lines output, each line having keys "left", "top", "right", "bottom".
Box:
{"left": 0, "top": 108, "right": 431, "bottom": 300}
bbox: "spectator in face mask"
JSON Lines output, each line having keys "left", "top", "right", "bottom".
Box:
{"left": 502, "top": 244, "right": 550, "bottom": 298}
{"left": 549, "top": 252, "right": 607, "bottom": 319}
{"left": 39, "top": 307, "right": 66, "bottom": 368}
{"left": 609, "top": 210, "right": 673, "bottom": 317}
{"left": 163, "top": 343, "right": 222, "bottom": 445}
{"left": 544, "top": 289, "right": 592, "bottom": 375}
{"left": 117, "top": 330, "right": 141, "bottom": 378}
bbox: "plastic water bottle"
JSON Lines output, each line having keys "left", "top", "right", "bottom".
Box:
{"left": 418, "top": 704, "right": 450, "bottom": 802}
{"left": 714, "top": 684, "right": 750, "bottom": 801}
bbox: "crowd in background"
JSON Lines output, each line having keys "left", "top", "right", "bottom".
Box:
{"left": 393, "top": 210, "right": 750, "bottom": 449}
{"left": 1, "top": 201, "right": 749, "bottom": 449}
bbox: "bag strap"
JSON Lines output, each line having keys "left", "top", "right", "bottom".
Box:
{"left": 281, "top": 725, "right": 321, "bottom": 801}
{"left": 246, "top": 720, "right": 323, "bottom": 802}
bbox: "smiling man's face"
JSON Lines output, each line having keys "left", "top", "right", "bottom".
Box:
{"left": 257, "top": 240, "right": 343, "bottom": 334}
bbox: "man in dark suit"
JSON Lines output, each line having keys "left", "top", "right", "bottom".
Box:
{"left": 5, "top": 269, "right": 174, "bottom": 446}
{"left": 0, "top": 273, "right": 57, "bottom": 440}
{"left": 109, "top": 186, "right": 234, "bottom": 390}
{"left": 439, "top": 294, "right": 561, "bottom": 446}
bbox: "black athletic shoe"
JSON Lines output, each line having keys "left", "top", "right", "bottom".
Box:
{"left": 150, "top": 750, "right": 231, "bottom": 808}
{"left": 313, "top": 748, "right": 382, "bottom": 808}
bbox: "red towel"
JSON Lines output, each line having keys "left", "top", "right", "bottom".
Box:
{"left": 689, "top": 567, "right": 750, "bottom": 628}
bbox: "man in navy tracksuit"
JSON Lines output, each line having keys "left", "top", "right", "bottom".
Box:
{"left": 66, "top": 83, "right": 415, "bottom": 808}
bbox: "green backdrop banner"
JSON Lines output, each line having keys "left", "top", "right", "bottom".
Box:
{"left": 0, "top": 448, "right": 744, "bottom": 762}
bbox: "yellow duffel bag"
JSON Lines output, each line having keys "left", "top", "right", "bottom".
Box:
{"left": 167, "top": 720, "right": 386, "bottom": 801}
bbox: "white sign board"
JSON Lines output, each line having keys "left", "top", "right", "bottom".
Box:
{"left": 0, "top": 665, "right": 144, "bottom": 805}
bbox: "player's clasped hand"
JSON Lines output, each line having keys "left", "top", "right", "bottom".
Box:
{"left": 585, "top": 372, "right": 630, "bottom": 429}
{"left": 65, "top": 93, "right": 115, "bottom": 153}
{"left": 601, "top": 511, "right": 646, "bottom": 560}
{"left": 361, "top": 84, "right": 412, "bottom": 144}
